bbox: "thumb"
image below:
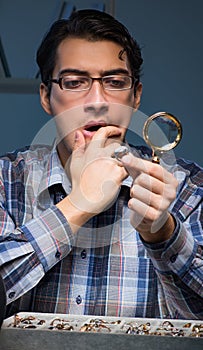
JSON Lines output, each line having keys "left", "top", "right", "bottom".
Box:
{"left": 64, "top": 131, "right": 85, "bottom": 177}
{"left": 120, "top": 153, "right": 140, "bottom": 179}
{"left": 72, "top": 130, "right": 86, "bottom": 157}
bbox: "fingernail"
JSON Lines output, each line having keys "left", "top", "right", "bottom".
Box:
{"left": 120, "top": 154, "right": 131, "bottom": 164}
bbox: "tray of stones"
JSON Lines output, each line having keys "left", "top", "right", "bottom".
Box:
{"left": 0, "top": 312, "right": 203, "bottom": 350}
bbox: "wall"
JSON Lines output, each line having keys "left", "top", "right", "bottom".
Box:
{"left": 0, "top": 0, "right": 202, "bottom": 165}
{"left": 116, "top": 0, "right": 203, "bottom": 165}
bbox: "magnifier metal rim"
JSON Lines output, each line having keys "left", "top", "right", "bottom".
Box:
{"left": 143, "top": 111, "right": 182, "bottom": 152}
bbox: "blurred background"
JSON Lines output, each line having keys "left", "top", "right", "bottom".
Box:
{"left": 0, "top": 0, "right": 202, "bottom": 165}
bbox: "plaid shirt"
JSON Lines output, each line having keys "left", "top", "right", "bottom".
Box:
{"left": 0, "top": 143, "right": 202, "bottom": 319}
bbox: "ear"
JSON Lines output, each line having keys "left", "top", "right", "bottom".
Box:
{"left": 133, "top": 82, "right": 142, "bottom": 111}
{"left": 39, "top": 83, "right": 52, "bottom": 115}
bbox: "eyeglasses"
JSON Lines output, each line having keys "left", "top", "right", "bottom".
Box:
{"left": 46, "top": 75, "right": 135, "bottom": 92}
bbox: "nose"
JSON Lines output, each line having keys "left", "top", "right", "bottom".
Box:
{"left": 84, "top": 80, "right": 109, "bottom": 116}
{"left": 84, "top": 103, "right": 108, "bottom": 117}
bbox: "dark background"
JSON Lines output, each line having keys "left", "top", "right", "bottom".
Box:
{"left": 0, "top": 0, "right": 202, "bottom": 165}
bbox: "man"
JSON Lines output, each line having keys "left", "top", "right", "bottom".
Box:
{"left": 0, "top": 9, "right": 202, "bottom": 320}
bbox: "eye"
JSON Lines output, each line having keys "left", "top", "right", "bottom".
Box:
{"left": 103, "top": 76, "right": 129, "bottom": 89}
{"left": 62, "top": 76, "right": 89, "bottom": 90}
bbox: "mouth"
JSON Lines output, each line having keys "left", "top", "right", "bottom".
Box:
{"left": 83, "top": 121, "right": 107, "bottom": 136}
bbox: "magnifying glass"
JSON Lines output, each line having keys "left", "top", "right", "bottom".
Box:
{"left": 143, "top": 112, "right": 182, "bottom": 163}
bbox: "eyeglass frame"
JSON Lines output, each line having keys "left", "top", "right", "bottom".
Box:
{"left": 45, "top": 74, "right": 136, "bottom": 92}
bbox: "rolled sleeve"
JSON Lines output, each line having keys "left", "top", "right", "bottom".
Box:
{"left": 1, "top": 205, "right": 75, "bottom": 304}
{"left": 142, "top": 217, "right": 203, "bottom": 298}
{"left": 20, "top": 205, "right": 75, "bottom": 272}
{"left": 142, "top": 218, "right": 197, "bottom": 275}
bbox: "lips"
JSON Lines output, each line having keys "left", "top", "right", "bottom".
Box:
{"left": 82, "top": 121, "right": 107, "bottom": 136}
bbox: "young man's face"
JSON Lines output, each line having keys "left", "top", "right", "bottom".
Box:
{"left": 40, "top": 38, "right": 142, "bottom": 162}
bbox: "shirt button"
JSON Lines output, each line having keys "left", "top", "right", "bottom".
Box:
{"left": 55, "top": 250, "right": 61, "bottom": 259}
{"left": 170, "top": 254, "right": 178, "bottom": 263}
{"left": 81, "top": 249, "right": 87, "bottom": 259}
{"left": 8, "top": 291, "right": 15, "bottom": 299}
{"left": 76, "top": 295, "right": 82, "bottom": 304}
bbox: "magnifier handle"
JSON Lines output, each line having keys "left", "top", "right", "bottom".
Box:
{"left": 152, "top": 155, "right": 160, "bottom": 164}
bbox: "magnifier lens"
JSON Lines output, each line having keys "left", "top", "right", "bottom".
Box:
{"left": 143, "top": 112, "right": 182, "bottom": 161}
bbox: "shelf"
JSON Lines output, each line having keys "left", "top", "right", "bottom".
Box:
{"left": 0, "top": 78, "right": 40, "bottom": 94}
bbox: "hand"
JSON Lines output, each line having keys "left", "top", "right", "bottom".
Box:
{"left": 121, "top": 153, "right": 178, "bottom": 243}
{"left": 67, "top": 126, "right": 128, "bottom": 216}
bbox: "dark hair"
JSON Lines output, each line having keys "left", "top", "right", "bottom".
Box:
{"left": 36, "top": 9, "right": 143, "bottom": 94}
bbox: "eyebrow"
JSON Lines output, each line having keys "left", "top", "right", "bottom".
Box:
{"left": 58, "top": 68, "right": 130, "bottom": 77}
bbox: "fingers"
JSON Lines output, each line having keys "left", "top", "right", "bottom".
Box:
{"left": 90, "top": 125, "right": 122, "bottom": 147}
{"left": 123, "top": 152, "right": 178, "bottom": 207}
{"left": 128, "top": 197, "right": 159, "bottom": 222}
{"left": 120, "top": 152, "right": 178, "bottom": 186}
{"left": 129, "top": 182, "right": 174, "bottom": 216}
{"left": 118, "top": 151, "right": 178, "bottom": 236}
{"left": 73, "top": 130, "right": 85, "bottom": 154}
{"left": 72, "top": 126, "right": 122, "bottom": 161}
{"left": 131, "top": 171, "right": 177, "bottom": 200}
{"left": 68, "top": 131, "right": 86, "bottom": 177}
